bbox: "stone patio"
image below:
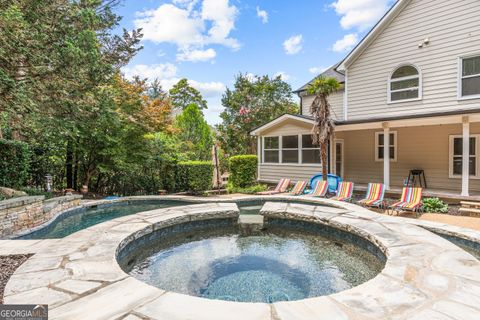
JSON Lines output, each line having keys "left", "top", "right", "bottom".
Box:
{"left": 1, "top": 196, "right": 480, "bottom": 319}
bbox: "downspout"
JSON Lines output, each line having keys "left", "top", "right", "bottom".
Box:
{"left": 343, "top": 69, "right": 348, "bottom": 121}
{"left": 299, "top": 93, "right": 303, "bottom": 115}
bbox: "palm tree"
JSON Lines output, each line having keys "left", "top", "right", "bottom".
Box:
{"left": 307, "top": 76, "right": 342, "bottom": 180}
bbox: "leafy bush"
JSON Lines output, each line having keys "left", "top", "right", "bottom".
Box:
{"left": 228, "top": 155, "right": 258, "bottom": 188}
{"left": 19, "top": 187, "right": 54, "bottom": 199}
{"left": 0, "top": 139, "right": 30, "bottom": 188}
{"left": 176, "top": 161, "right": 213, "bottom": 194}
{"left": 227, "top": 183, "right": 267, "bottom": 194}
{"left": 422, "top": 198, "right": 448, "bottom": 213}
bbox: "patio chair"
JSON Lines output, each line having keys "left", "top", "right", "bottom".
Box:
{"left": 389, "top": 187, "right": 423, "bottom": 215}
{"left": 331, "top": 182, "right": 354, "bottom": 202}
{"left": 307, "top": 180, "right": 329, "bottom": 197}
{"left": 257, "top": 178, "right": 291, "bottom": 195}
{"left": 357, "top": 183, "right": 386, "bottom": 208}
{"left": 288, "top": 181, "right": 308, "bottom": 196}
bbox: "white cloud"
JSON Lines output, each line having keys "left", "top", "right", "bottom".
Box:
{"left": 332, "top": 33, "right": 359, "bottom": 52}
{"left": 122, "top": 63, "right": 224, "bottom": 98}
{"left": 274, "top": 71, "right": 290, "bottom": 81}
{"left": 134, "top": 4, "right": 204, "bottom": 47}
{"left": 309, "top": 66, "right": 327, "bottom": 74}
{"left": 134, "top": 0, "right": 240, "bottom": 60}
{"left": 201, "top": 0, "right": 240, "bottom": 49}
{"left": 256, "top": 6, "right": 268, "bottom": 24}
{"left": 283, "top": 35, "right": 303, "bottom": 55}
{"left": 331, "top": 0, "right": 393, "bottom": 31}
{"left": 189, "top": 80, "right": 226, "bottom": 97}
{"left": 122, "top": 63, "right": 178, "bottom": 81}
{"left": 177, "top": 48, "right": 217, "bottom": 62}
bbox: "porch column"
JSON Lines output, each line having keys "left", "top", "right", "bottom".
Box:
{"left": 257, "top": 136, "right": 261, "bottom": 181}
{"left": 461, "top": 116, "right": 470, "bottom": 196}
{"left": 383, "top": 122, "right": 390, "bottom": 190}
{"left": 329, "top": 135, "right": 335, "bottom": 174}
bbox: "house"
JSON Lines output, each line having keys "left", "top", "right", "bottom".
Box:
{"left": 251, "top": 0, "right": 480, "bottom": 197}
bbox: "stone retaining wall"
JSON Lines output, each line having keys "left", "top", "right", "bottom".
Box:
{"left": 0, "top": 195, "right": 82, "bottom": 238}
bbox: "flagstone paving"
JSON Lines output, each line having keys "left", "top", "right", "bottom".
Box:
{"left": 0, "top": 196, "right": 479, "bottom": 319}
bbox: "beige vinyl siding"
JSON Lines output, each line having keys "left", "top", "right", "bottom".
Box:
{"left": 259, "top": 164, "right": 322, "bottom": 184}
{"left": 258, "top": 119, "right": 320, "bottom": 183}
{"left": 339, "top": 123, "right": 480, "bottom": 192}
{"left": 301, "top": 90, "right": 344, "bottom": 121}
{"left": 346, "top": 0, "right": 480, "bottom": 120}
{"left": 261, "top": 119, "right": 313, "bottom": 136}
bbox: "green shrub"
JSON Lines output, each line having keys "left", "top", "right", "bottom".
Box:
{"left": 19, "top": 187, "right": 54, "bottom": 199}
{"left": 0, "top": 139, "right": 30, "bottom": 188}
{"left": 227, "top": 183, "right": 267, "bottom": 194}
{"left": 176, "top": 161, "right": 213, "bottom": 194}
{"left": 228, "top": 155, "right": 258, "bottom": 188}
{"left": 422, "top": 197, "right": 448, "bottom": 213}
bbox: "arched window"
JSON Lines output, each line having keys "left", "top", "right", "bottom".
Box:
{"left": 388, "top": 65, "right": 421, "bottom": 102}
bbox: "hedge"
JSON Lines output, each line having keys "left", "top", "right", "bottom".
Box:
{"left": 176, "top": 161, "right": 213, "bottom": 194}
{"left": 228, "top": 155, "right": 258, "bottom": 188}
{"left": 0, "top": 139, "right": 30, "bottom": 188}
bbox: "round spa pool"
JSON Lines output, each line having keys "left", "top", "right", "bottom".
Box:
{"left": 118, "top": 218, "right": 385, "bottom": 303}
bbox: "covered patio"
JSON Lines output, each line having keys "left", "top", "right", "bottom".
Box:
{"left": 334, "top": 111, "right": 480, "bottom": 198}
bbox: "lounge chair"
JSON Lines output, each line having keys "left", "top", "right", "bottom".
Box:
{"left": 389, "top": 187, "right": 423, "bottom": 215}
{"left": 331, "top": 182, "right": 354, "bottom": 202}
{"left": 257, "top": 178, "right": 291, "bottom": 195}
{"left": 308, "top": 180, "right": 328, "bottom": 197}
{"left": 288, "top": 181, "right": 307, "bottom": 196}
{"left": 357, "top": 183, "right": 386, "bottom": 208}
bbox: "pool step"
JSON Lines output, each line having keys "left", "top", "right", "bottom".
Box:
{"left": 238, "top": 214, "right": 264, "bottom": 234}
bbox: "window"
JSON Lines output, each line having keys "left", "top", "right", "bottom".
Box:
{"left": 375, "top": 132, "right": 397, "bottom": 161}
{"left": 301, "top": 134, "right": 321, "bottom": 164}
{"left": 263, "top": 136, "right": 279, "bottom": 163}
{"left": 460, "top": 55, "right": 480, "bottom": 98}
{"left": 388, "top": 65, "right": 421, "bottom": 102}
{"left": 282, "top": 135, "right": 298, "bottom": 163}
{"left": 449, "top": 135, "right": 478, "bottom": 177}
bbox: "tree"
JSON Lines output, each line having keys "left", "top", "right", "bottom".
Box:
{"left": 147, "top": 78, "right": 167, "bottom": 100}
{"left": 169, "top": 78, "right": 207, "bottom": 111}
{"left": 174, "top": 104, "right": 213, "bottom": 160}
{"left": 217, "top": 73, "right": 298, "bottom": 155}
{"left": 307, "top": 76, "right": 342, "bottom": 180}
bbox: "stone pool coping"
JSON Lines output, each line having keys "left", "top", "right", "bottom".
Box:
{"left": 1, "top": 196, "right": 480, "bottom": 319}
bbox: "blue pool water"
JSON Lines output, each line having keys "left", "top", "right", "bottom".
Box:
{"left": 20, "top": 200, "right": 195, "bottom": 239}
{"left": 126, "top": 226, "right": 383, "bottom": 303}
{"left": 19, "top": 199, "right": 317, "bottom": 239}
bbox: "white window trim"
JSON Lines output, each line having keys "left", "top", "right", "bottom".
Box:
{"left": 387, "top": 64, "right": 422, "bottom": 104}
{"left": 281, "top": 135, "right": 299, "bottom": 164}
{"left": 260, "top": 134, "right": 324, "bottom": 166}
{"left": 262, "top": 135, "right": 280, "bottom": 164}
{"left": 448, "top": 134, "right": 480, "bottom": 179}
{"left": 457, "top": 54, "right": 480, "bottom": 100}
{"left": 301, "top": 134, "right": 322, "bottom": 165}
{"left": 375, "top": 131, "right": 397, "bottom": 162}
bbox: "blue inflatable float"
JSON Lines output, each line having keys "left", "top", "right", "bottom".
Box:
{"left": 309, "top": 174, "right": 342, "bottom": 194}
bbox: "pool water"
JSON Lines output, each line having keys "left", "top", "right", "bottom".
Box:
{"left": 434, "top": 232, "right": 480, "bottom": 260}
{"left": 20, "top": 200, "right": 195, "bottom": 239}
{"left": 127, "top": 227, "right": 383, "bottom": 303}
{"left": 19, "top": 199, "right": 318, "bottom": 239}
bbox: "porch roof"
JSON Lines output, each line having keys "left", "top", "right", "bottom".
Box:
{"left": 249, "top": 113, "right": 315, "bottom": 136}
{"left": 251, "top": 109, "right": 480, "bottom": 136}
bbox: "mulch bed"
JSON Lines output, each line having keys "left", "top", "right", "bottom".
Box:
{"left": 0, "top": 254, "right": 32, "bottom": 303}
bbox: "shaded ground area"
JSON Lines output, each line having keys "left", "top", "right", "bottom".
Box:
{"left": 0, "top": 254, "right": 32, "bottom": 303}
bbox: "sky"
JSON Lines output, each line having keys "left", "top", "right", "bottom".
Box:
{"left": 116, "top": 0, "right": 396, "bottom": 124}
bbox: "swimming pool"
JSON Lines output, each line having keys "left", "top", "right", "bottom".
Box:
{"left": 19, "top": 198, "right": 318, "bottom": 239}
{"left": 119, "top": 217, "right": 384, "bottom": 303}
